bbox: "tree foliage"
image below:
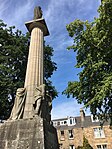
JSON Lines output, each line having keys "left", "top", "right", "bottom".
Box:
{"left": 76, "top": 136, "right": 93, "bottom": 149}
{"left": 64, "top": 0, "right": 112, "bottom": 124}
{"left": 0, "top": 20, "right": 57, "bottom": 119}
{"left": 44, "top": 44, "right": 57, "bottom": 99}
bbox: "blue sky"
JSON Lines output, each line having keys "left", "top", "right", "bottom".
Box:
{"left": 0, "top": 0, "right": 101, "bottom": 119}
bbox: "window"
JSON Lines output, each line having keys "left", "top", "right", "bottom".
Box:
{"left": 70, "top": 118, "right": 72, "bottom": 124}
{"left": 68, "top": 130, "right": 74, "bottom": 139}
{"left": 68, "top": 117, "right": 76, "bottom": 125}
{"left": 69, "top": 145, "right": 75, "bottom": 149}
{"left": 94, "top": 127, "right": 105, "bottom": 138}
{"left": 61, "top": 121, "right": 64, "bottom": 125}
{"left": 97, "top": 144, "right": 107, "bottom": 149}
{"left": 60, "top": 130, "right": 64, "bottom": 140}
{"left": 59, "top": 120, "right": 67, "bottom": 125}
{"left": 53, "top": 122, "right": 57, "bottom": 126}
{"left": 61, "top": 130, "right": 64, "bottom": 136}
{"left": 64, "top": 121, "right": 67, "bottom": 124}
{"left": 59, "top": 143, "right": 63, "bottom": 149}
{"left": 72, "top": 118, "right": 75, "bottom": 124}
{"left": 57, "top": 121, "right": 60, "bottom": 125}
{"left": 91, "top": 115, "right": 99, "bottom": 122}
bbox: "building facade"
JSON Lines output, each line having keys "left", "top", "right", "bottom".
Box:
{"left": 52, "top": 109, "right": 112, "bottom": 149}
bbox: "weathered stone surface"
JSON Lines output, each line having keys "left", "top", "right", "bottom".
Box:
{"left": 0, "top": 117, "right": 59, "bottom": 149}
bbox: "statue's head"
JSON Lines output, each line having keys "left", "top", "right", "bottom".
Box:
{"left": 34, "top": 6, "right": 43, "bottom": 20}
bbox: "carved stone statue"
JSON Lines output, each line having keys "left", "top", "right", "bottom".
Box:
{"left": 45, "top": 91, "right": 53, "bottom": 122}
{"left": 33, "top": 6, "right": 43, "bottom": 20}
{"left": 9, "top": 88, "right": 26, "bottom": 120}
{"left": 46, "top": 91, "right": 52, "bottom": 113}
{"left": 33, "top": 84, "right": 45, "bottom": 116}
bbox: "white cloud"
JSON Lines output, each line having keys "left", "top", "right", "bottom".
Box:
{"left": 12, "top": 0, "right": 34, "bottom": 21}
{"left": 51, "top": 99, "right": 83, "bottom": 119}
{"left": 44, "top": 0, "right": 100, "bottom": 63}
{"left": 51, "top": 97, "right": 91, "bottom": 120}
{"left": 44, "top": 0, "right": 100, "bottom": 32}
{"left": 0, "top": 0, "right": 10, "bottom": 17}
{"left": 0, "top": 0, "right": 34, "bottom": 30}
{"left": 44, "top": 0, "right": 76, "bottom": 33}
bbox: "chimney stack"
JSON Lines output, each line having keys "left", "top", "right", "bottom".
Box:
{"left": 80, "top": 108, "right": 85, "bottom": 123}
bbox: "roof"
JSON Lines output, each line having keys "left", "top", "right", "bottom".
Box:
{"left": 52, "top": 115, "right": 109, "bottom": 130}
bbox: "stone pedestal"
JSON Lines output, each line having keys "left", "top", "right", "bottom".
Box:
{"left": 0, "top": 118, "right": 59, "bottom": 149}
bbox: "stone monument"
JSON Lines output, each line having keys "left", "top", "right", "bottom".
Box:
{"left": 0, "top": 6, "right": 59, "bottom": 149}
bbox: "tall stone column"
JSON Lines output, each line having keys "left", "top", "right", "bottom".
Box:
{"left": 0, "top": 7, "right": 59, "bottom": 149}
{"left": 23, "top": 19, "right": 49, "bottom": 118}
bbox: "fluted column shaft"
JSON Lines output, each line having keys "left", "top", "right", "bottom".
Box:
{"left": 23, "top": 27, "right": 44, "bottom": 118}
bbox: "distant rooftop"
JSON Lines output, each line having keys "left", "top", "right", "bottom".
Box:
{"left": 52, "top": 114, "right": 109, "bottom": 129}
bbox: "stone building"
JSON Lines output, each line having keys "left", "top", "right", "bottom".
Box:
{"left": 52, "top": 109, "right": 112, "bottom": 149}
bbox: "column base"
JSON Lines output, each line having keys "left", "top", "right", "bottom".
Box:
{"left": 0, "top": 117, "right": 59, "bottom": 149}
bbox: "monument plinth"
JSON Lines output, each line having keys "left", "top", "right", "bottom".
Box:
{"left": 0, "top": 6, "right": 59, "bottom": 149}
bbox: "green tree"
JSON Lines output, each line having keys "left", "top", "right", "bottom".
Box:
{"left": 44, "top": 44, "right": 57, "bottom": 99}
{"left": 83, "top": 136, "right": 93, "bottom": 149}
{"left": 64, "top": 0, "right": 112, "bottom": 124}
{"left": 0, "top": 20, "right": 57, "bottom": 120}
{"left": 76, "top": 136, "right": 93, "bottom": 149}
